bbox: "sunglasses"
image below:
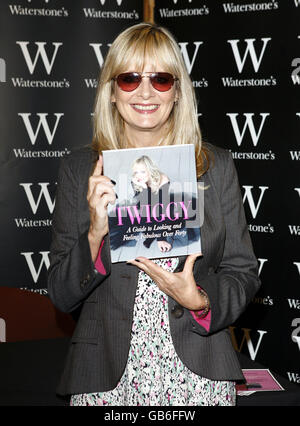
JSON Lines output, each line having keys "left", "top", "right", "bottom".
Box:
{"left": 113, "top": 72, "right": 177, "bottom": 92}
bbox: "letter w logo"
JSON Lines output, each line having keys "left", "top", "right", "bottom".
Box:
{"left": 227, "top": 38, "right": 271, "bottom": 73}
{"left": 18, "top": 113, "right": 63, "bottom": 145}
{"left": 178, "top": 42, "right": 203, "bottom": 74}
{"left": 226, "top": 113, "right": 270, "bottom": 146}
{"left": 242, "top": 186, "right": 269, "bottom": 219}
{"left": 230, "top": 327, "right": 267, "bottom": 361}
{"left": 20, "top": 183, "right": 56, "bottom": 214}
{"left": 21, "top": 251, "right": 50, "bottom": 284}
{"left": 16, "top": 41, "right": 62, "bottom": 74}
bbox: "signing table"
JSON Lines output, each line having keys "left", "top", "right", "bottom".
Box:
{"left": 0, "top": 338, "right": 299, "bottom": 406}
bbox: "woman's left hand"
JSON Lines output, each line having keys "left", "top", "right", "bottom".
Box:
{"left": 127, "top": 254, "right": 205, "bottom": 311}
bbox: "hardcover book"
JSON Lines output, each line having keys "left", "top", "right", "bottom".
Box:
{"left": 102, "top": 144, "right": 202, "bottom": 263}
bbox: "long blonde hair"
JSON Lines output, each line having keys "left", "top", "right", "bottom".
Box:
{"left": 92, "top": 22, "right": 210, "bottom": 177}
{"left": 131, "top": 155, "right": 163, "bottom": 194}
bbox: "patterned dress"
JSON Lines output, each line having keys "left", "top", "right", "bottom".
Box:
{"left": 70, "top": 258, "right": 236, "bottom": 406}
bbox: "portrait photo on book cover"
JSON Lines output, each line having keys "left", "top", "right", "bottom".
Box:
{"left": 103, "top": 144, "right": 203, "bottom": 263}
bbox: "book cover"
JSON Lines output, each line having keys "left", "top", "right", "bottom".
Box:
{"left": 102, "top": 144, "right": 202, "bottom": 263}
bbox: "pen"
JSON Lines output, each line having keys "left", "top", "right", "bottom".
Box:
{"left": 246, "top": 382, "right": 262, "bottom": 389}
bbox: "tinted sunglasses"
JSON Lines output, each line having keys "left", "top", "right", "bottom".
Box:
{"left": 113, "top": 72, "right": 177, "bottom": 92}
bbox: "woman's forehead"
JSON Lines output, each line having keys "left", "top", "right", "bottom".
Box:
{"left": 121, "top": 59, "right": 164, "bottom": 73}
{"left": 118, "top": 48, "right": 173, "bottom": 73}
{"left": 133, "top": 163, "right": 147, "bottom": 169}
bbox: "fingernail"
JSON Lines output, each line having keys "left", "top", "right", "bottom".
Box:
{"left": 111, "top": 179, "right": 116, "bottom": 185}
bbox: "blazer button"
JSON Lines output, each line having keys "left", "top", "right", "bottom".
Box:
{"left": 171, "top": 304, "right": 184, "bottom": 319}
{"left": 80, "top": 273, "right": 91, "bottom": 289}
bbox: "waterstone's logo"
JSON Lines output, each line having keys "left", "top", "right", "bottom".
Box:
{"left": 12, "top": 41, "right": 70, "bottom": 89}
{"left": 227, "top": 112, "right": 275, "bottom": 161}
{"left": 15, "top": 182, "right": 56, "bottom": 229}
{"left": 241, "top": 185, "right": 274, "bottom": 234}
{"left": 222, "top": 1, "right": 279, "bottom": 13}
{"left": 222, "top": 37, "right": 276, "bottom": 87}
{"left": 13, "top": 112, "right": 70, "bottom": 159}
{"left": 83, "top": 0, "right": 140, "bottom": 20}
{"left": 9, "top": 0, "right": 69, "bottom": 17}
{"left": 158, "top": 1, "right": 209, "bottom": 18}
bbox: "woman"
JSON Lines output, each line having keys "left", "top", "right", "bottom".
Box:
{"left": 131, "top": 155, "right": 172, "bottom": 253}
{"left": 47, "top": 23, "right": 261, "bottom": 406}
{"left": 131, "top": 155, "right": 169, "bottom": 194}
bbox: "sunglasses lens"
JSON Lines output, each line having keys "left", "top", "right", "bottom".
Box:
{"left": 115, "top": 72, "right": 175, "bottom": 92}
{"left": 116, "top": 73, "right": 141, "bottom": 91}
{"left": 151, "top": 73, "right": 174, "bottom": 91}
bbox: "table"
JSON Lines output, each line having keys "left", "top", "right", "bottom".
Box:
{"left": 0, "top": 338, "right": 299, "bottom": 406}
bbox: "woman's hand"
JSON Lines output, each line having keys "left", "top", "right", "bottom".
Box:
{"left": 157, "top": 240, "right": 172, "bottom": 252}
{"left": 127, "top": 254, "right": 206, "bottom": 311}
{"left": 87, "top": 156, "right": 116, "bottom": 262}
{"left": 131, "top": 177, "right": 147, "bottom": 189}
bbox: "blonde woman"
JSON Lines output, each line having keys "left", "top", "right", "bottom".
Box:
{"left": 131, "top": 155, "right": 171, "bottom": 253}
{"left": 131, "top": 155, "right": 168, "bottom": 193}
{"left": 48, "top": 23, "right": 260, "bottom": 406}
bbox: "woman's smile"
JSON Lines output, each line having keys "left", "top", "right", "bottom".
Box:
{"left": 131, "top": 103, "right": 160, "bottom": 113}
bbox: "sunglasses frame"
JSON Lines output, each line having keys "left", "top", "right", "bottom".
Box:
{"left": 113, "top": 72, "right": 178, "bottom": 92}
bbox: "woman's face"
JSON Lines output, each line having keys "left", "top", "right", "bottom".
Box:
{"left": 132, "top": 163, "right": 150, "bottom": 186}
{"left": 111, "top": 62, "right": 178, "bottom": 145}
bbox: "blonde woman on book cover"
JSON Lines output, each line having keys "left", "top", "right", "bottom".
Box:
{"left": 131, "top": 155, "right": 172, "bottom": 253}
{"left": 48, "top": 23, "right": 260, "bottom": 406}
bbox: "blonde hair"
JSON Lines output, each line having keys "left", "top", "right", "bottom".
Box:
{"left": 132, "top": 155, "right": 163, "bottom": 194}
{"left": 92, "top": 22, "right": 210, "bottom": 177}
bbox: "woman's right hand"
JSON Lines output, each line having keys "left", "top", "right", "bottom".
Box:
{"left": 131, "top": 177, "right": 147, "bottom": 189}
{"left": 87, "top": 155, "right": 116, "bottom": 262}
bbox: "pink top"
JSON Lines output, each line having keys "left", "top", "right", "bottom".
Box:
{"left": 94, "top": 243, "right": 211, "bottom": 332}
{"left": 94, "top": 240, "right": 106, "bottom": 275}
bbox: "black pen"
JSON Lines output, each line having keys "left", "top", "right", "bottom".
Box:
{"left": 246, "top": 382, "right": 262, "bottom": 389}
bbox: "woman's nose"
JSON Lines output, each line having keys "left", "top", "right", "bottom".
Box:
{"left": 137, "top": 76, "right": 153, "bottom": 99}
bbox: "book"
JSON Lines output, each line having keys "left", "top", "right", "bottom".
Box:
{"left": 236, "top": 369, "right": 284, "bottom": 396}
{"left": 102, "top": 144, "right": 202, "bottom": 263}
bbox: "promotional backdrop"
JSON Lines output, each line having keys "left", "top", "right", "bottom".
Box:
{"left": 0, "top": 0, "right": 143, "bottom": 336}
{"left": 155, "top": 0, "right": 300, "bottom": 385}
{"left": 0, "top": 0, "right": 299, "bottom": 387}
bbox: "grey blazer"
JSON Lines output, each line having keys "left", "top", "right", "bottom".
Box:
{"left": 47, "top": 143, "right": 260, "bottom": 396}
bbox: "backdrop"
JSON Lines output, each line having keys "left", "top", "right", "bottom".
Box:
{"left": 154, "top": 0, "right": 300, "bottom": 385}
{"left": 0, "top": 0, "right": 299, "bottom": 387}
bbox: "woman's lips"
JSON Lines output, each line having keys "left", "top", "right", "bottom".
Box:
{"left": 131, "top": 104, "right": 160, "bottom": 114}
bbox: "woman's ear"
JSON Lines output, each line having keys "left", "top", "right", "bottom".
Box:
{"left": 174, "top": 85, "right": 179, "bottom": 103}
{"left": 111, "top": 92, "right": 116, "bottom": 103}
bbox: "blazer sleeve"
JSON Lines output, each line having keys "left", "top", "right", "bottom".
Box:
{"left": 191, "top": 150, "right": 261, "bottom": 335}
{"left": 47, "top": 155, "right": 111, "bottom": 313}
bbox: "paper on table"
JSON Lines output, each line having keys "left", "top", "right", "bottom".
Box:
{"left": 236, "top": 369, "right": 284, "bottom": 396}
